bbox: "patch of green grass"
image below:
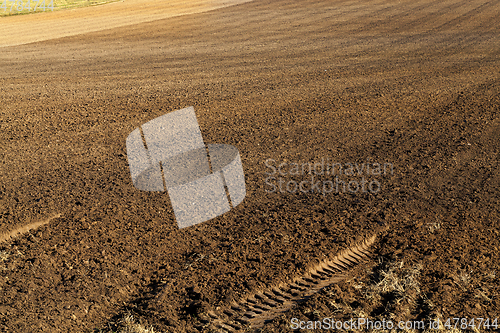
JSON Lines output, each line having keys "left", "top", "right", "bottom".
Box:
{"left": 0, "top": 0, "right": 120, "bottom": 17}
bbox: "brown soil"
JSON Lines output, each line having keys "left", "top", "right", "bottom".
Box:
{"left": 1, "top": 0, "right": 499, "bottom": 332}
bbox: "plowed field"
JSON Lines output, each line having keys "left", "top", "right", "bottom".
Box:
{"left": 1, "top": 0, "right": 499, "bottom": 332}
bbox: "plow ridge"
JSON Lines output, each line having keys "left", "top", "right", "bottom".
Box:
{"left": 200, "top": 234, "right": 377, "bottom": 332}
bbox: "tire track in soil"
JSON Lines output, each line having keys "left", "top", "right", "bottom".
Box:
{"left": 333, "top": 0, "right": 414, "bottom": 33}
{"left": 351, "top": 0, "right": 442, "bottom": 34}
{"left": 200, "top": 233, "right": 379, "bottom": 332}
{"left": 341, "top": 0, "right": 499, "bottom": 63}
{"left": 432, "top": 0, "right": 500, "bottom": 32}
{"left": 317, "top": 0, "right": 396, "bottom": 26}
{"left": 389, "top": 0, "right": 468, "bottom": 34}
{"left": 309, "top": 0, "right": 496, "bottom": 75}
{"left": 0, "top": 213, "right": 61, "bottom": 244}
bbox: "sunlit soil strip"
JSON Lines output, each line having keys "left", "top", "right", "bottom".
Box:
{"left": 0, "top": 213, "right": 61, "bottom": 244}
{"left": 0, "top": 0, "right": 120, "bottom": 17}
{"left": 0, "top": 0, "right": 253, "bottom": 47}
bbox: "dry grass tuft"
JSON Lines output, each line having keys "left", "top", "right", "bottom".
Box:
{"left": 362, "top": 259, "right": 423, "bottom": 321}
{"left": 453, "top": 270, "right": 472, "bottom": 291}
{"left": 426, "top": 221, "right": 441, "bottom": 233}
{"left": 318, "top": 259, "right": 479, "bottom": 333}
{"left": 0, "top": 250, "right": 9, "bottom": 262}
{"left": 97, "top": 314, "right": 162, "bottom": 333}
